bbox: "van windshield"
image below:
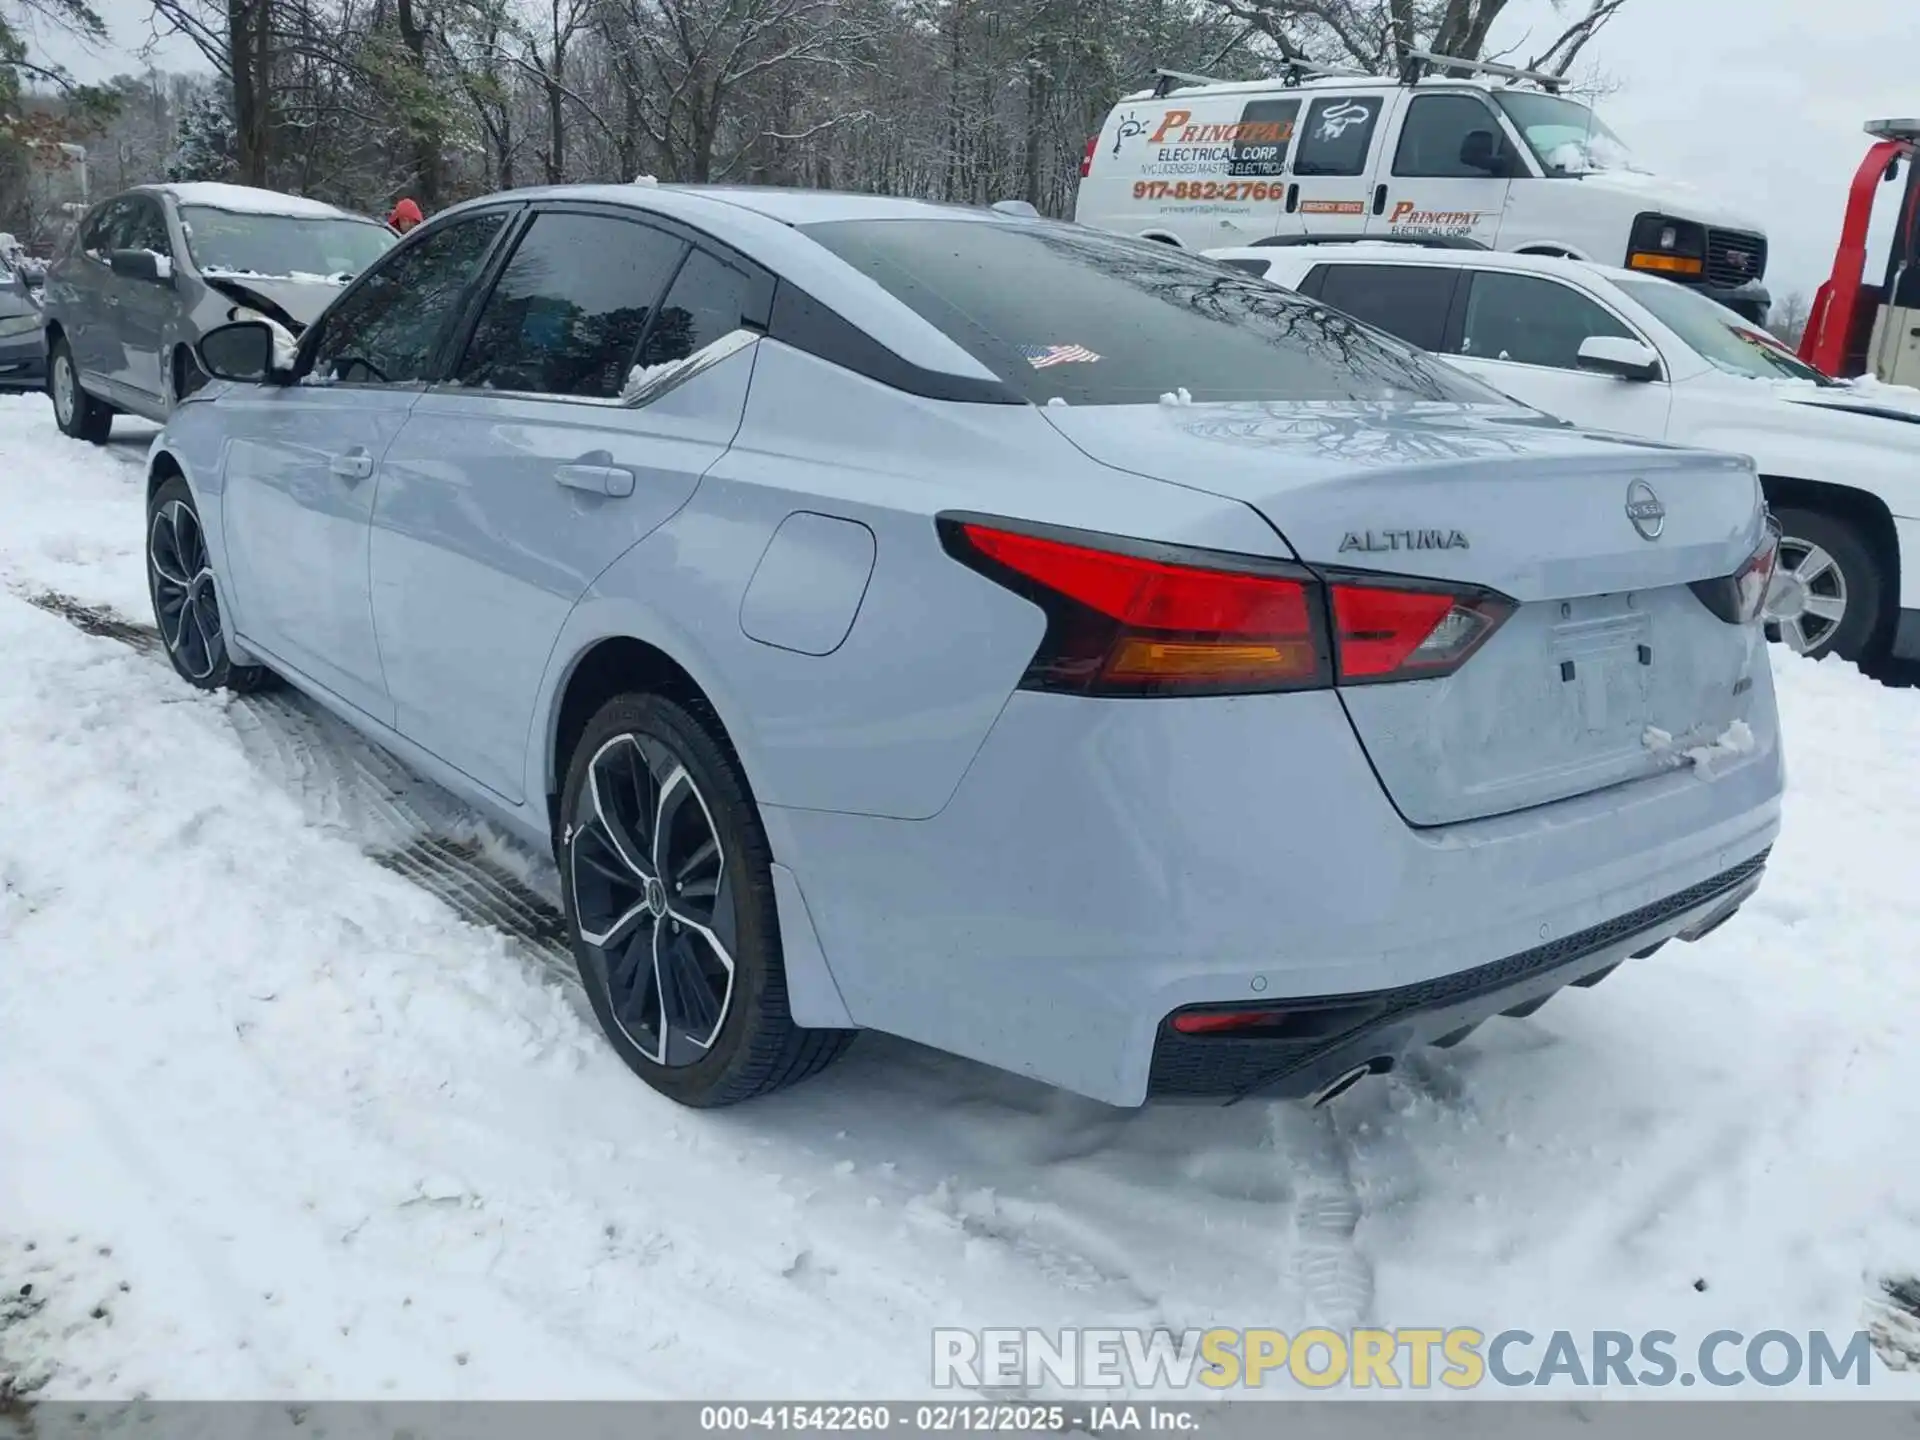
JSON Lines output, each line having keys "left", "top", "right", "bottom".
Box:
{"left": 1494, "top": 92, "right": 1639, "bottom": 177}
{"left": 802, "top": 218, "right": 1507, "bottom": 407}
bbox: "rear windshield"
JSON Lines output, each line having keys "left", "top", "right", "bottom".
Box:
{"left": 801, "top": 218, "right": 1506, "bottom": 407}
{"left": 179, "top": 205, "right": 396, "bottom": 282}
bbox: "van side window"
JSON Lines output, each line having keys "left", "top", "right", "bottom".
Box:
{"left": 1312, "top": 263, "right": 1459, "bottom": 352}
{"left": 1228, "top": 99, "right": 1299, "bottom": 178}
{"left": 1294, "top": 96, "right": 1383, "bottom": 177}
{"left": 1459, "top": 271, "right": 1635, "bottom": 369}
{"left": 1393, "top": 94, "right": 1505, "bottom": 178}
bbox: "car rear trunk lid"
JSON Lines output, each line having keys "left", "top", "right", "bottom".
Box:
{"left": 1042, "top": 401, "right": 1774, "bottom": 826}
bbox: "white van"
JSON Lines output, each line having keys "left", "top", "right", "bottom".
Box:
{"left": 1074, "top": 53, "right": 1774, "bottom": 321}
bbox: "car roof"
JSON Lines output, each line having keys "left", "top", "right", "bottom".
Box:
{"left": 1119, "top": 75, "right": 1514, "bottom": 103}
{"left": 129, "top": 182, "right": 368, "bottom": 222}
{"left": 428, "top": 182, "right": 1025, "bottom": 383}
{"left": 1206, "top": 242, "right": 1644, "bottom": 288}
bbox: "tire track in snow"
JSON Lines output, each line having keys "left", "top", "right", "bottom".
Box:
{"left": 13, "top": 586, "right": 575, "bottom": 981}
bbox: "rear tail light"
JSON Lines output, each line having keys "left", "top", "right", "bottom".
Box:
{"left": 1080, "top": 136, "right": 1098, "bottom": 179}
{"left": 1327, "top": 576, "right": 1513, "bottom": 683}
{"left": 939, "top": 515, "right": 1513, "bottom": 697}
{"left": 1690, "top": 517, "right": 1781, "bottom": 625}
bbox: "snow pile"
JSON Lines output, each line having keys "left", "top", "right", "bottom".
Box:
{"left": 0, "top": 394, "right": 1917, "bottom": 1401}
{"left": 619, "top": 358, "right": 683, "bottom": 402}
{"left": 1642, "top": 718, "right": 1758, "bottom": 778}
{"left": 1159, "top": 386, "right": 1194, "bottom": 407}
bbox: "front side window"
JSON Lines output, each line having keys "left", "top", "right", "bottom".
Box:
{"left": 802, "top": 218, "right": 1505, "bottom": 407}
{"left": 455, "top": 212, "right": 687, "bottom": 398}
{"left": 80, "top": 201, "right": 128, "bottom": 259}
{"left": 1294, "top": 95, "right": 1384, "bottom": 177}
{"left": 1312, "top": 264, "right": 1461, "bottom": 352}
{"left": 119, "top": 199, "right": 172, "bottom": 257}
{"left": 1493, "top": 92, "right": 1638, "bottom": 177}
{"left": 180, "top": 206, "right": 394, "bottom": 281}
{"left": 308, "top": 211, "right": 507, "bottom": 386}
{"left": 1459, "top": 271, "right": 1635, "bottom": 370}
{"left": 1393, "top": 94, "right": 1507, "bottom": 178}
{"left": 1617, "top": 276, "right": 1833, "bottom": 384}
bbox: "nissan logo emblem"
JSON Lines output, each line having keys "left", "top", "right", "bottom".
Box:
{"left": 1625, "top": 479, "right": 1666, "bottom": 541}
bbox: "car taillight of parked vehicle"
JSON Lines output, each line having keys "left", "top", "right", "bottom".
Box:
{"left": 1080, "top": 136, "right": 1098, "bottom": 179}
{"left": 939, "top": 516, "right": 1515, "bottom": 697}
{"left": 1689, "top": 518, "right": 1781, "bottom": 626}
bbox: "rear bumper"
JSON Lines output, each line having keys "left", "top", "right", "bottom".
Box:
{"left": 1149, "top": 850, "right": 1767, "bottom": 1100}
{"left": 763, "top": 665, "right": 1784, "bottom": 1107}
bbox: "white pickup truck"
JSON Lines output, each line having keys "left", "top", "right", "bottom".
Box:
{"left": 1210, "top": 240, "right": 1920, "bottom": 665}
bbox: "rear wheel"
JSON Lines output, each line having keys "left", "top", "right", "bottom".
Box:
{"left": 1764, "top": 506, "right": 1884, "bottom": 662}
{"left": 49, "top": 336, "right": 112, "bottom": 444}
{"left": 559, "top": 692, "right": 854, "bottom": 1107}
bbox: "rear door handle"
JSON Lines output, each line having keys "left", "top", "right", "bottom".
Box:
{"left": 1372, "top": 183, "right": 1388, "bottom": 215}
{"left": 329, "top": 448, "right": 374, "bottom": 481}
{"left": 555, "top": 463, "right": 636, "bottom": 498}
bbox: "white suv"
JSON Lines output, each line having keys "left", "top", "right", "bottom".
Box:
{"left": 1208, "top": 241, "right": 1920, "bottom": 664}
{"left": 1077, "top": 57, "right": 1772, "bottom": 322}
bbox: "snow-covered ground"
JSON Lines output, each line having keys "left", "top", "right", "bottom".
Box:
{"left": 1, "top": 392, "right": 1917, "bottom": 1401}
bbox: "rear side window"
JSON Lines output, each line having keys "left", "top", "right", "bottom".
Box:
{"left": 801, "top": 218, "right": 1501, "bottom": 407}
{"left": 636, "top": 248, "right": 754, "bottom": 369}
{"left": 1392, "top": 95, "right": 1504, "bottom": 178}
{"left": 1228, "top": 99, "right": 1298, "bottom": 178}
{"left": 309, "top": 210, "right": 507, "bottom": 386}
{"left": 457, "top": 212, "right": 686, "bottom": 398}
{"left": 1294, "top": 96, "right": 1384, "bottom": 177}
{"left": 1459, "top": 270, "right": 1634, "bottom": 369}
{"left": 1313, "top": 264, "right": 1460, "bottom": 352}
{"left": 1214, "top": 256, "right": 1275, "bottom": 278}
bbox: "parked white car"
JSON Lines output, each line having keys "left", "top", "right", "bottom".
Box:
{"left": 1208, "top": 241, "right": 1920, "bottom": 664}
{"left": 1078, "top": 53, "right": 1773, "bottom": 321}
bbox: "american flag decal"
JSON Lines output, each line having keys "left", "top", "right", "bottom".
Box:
{"left": 1020, "top": 343, "right": 1101, "bottom": 369}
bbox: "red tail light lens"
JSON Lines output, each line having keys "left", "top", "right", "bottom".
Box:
{"left": 1328, "top": 578, "right": 1514, "bottom": 683}
{"left": 939, "top": 518, "right": 1330, "bottom": 696}
{"left": 1080, "top": 135, "right": 1098, "bottom": 178}
{"left": 1171, "top": 1009, "right": 1276, "bottom": 1035}
{"left": 940, "top": 515, "right": 1514, "bottom": 696}
{"left": 1691, "top": 518, "right": 1781, "bottom": 625}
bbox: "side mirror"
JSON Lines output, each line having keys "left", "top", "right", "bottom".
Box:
{"left": 109, "top": 249, "right": 173, "bottom": 285}
{"left": 197, "top": 320, "right": 279, "bottom": 384}
{"left": 1577, "top": 335, "right": 1663, "bottom": 382}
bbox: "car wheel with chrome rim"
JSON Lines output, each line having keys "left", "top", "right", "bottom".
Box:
{"left": 559, "top": 691, "right": 854, "bottom": 1107}
{"left": 1763, "top": 506, "right": 1883, "bottom": 663}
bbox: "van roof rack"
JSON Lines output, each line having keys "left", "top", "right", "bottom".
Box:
{"left": 1148, "top": 57, "right": 1368, "bottom": 97}
{"left": 1401, "top": 47, "right": 1567, "bottom": 93}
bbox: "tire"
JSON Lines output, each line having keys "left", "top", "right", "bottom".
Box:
{"left": 559, "top": 692, "right": 854, "bottom": 1107}
{"left": 1765, "top": 506, "right": 1885, "bottom": 663}
{"left": 48, "top": 336, "right": 113, "bottom": 444}
{"left": 145, "top": 474, "right": 276, "bottom": 693}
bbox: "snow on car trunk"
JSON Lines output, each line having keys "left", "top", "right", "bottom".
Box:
{"left": 1044, "top": 401, "right": 1773, "bottom": 825}
{"left": 1, "top": 394, "right": 1917, "bottom": 1400}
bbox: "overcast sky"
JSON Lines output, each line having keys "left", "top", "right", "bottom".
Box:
{"left": 23, "top": 0, "right": 1916, "bottom": 298}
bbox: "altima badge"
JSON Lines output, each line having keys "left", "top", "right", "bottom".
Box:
{"left": 1338, "top": 529, "right": 1470, "bottom": 553}
{"left": 1625, "top": 479, "right": 1666, "bottom": 541}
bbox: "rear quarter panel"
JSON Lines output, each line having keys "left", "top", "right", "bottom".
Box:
{"left": 526, "top": 339, "right": 1296, "bottom": 822}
